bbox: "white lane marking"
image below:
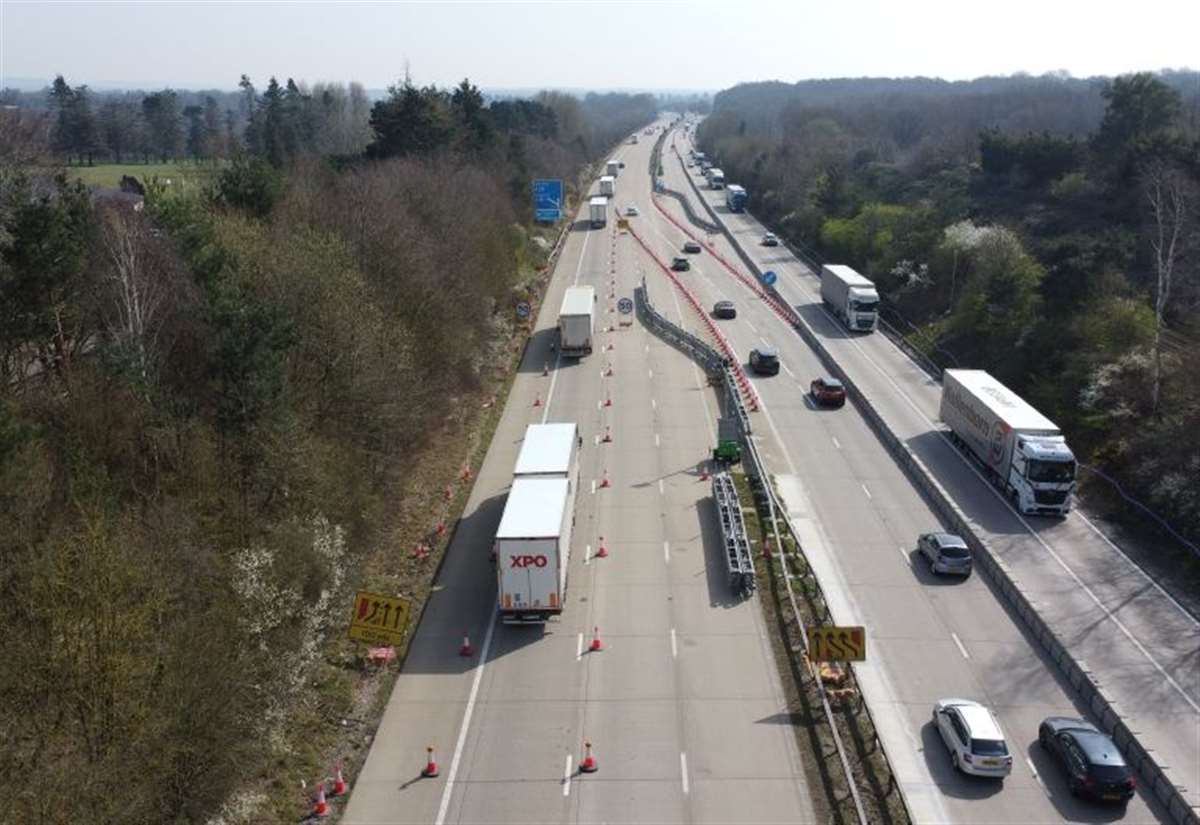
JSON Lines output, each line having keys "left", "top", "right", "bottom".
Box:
{"left": 584, "top": 545, "right": 591, "bottom": 567}
{"left": 593, "top": 435, "right": 600, "bottom": 446}
{"left": 680, "top": 752, "right": 690, "bottom": 794}
{"left": 648, "top": 368, "right": 654, "bottom": 379}
{"left": 832, "top": 436, "right": 842, "bottom": 450}
{"left": 563, "top": 753, "right": 573, "bottom": 796}
{"left": 651, "top": 398, "right": 657, "bottom": 410}
{"left": 655, "top": 433, "right": 661, "bottom": 448}
{"left": 1025, "top": 757, "right": 1050, "bottom": 797}
{"left": 590, "top": 480, "right": 596, "bottom": 495}
{"left": 670, "top": 627, "right": 678, "bottom": 658}
{"left": 659, "top": 478, "right": 665, "bottom": 495}
{"left": 898, "top": 547, "right": 911, "bottom": 567}
{"left": 745, "top": 320, "right": 759, "bottom": 333}
{"left": 781, "top": 363, "right": 795, "bottom": 378}
{"left": 664, "top": 540, "right": 671, "bottom": 563}
{"left": 644, "top": 344, "right": 649, "bottom": 353}
{"left": 861, "top": 483, "right": 872, "bottom": 500}
{"left": 576, "top": 632, "right": 584, "bottom": 659}
{"left": 434, "top": 615, "right": 497, "bottom": 825}
{"left": 950, "top": 632, "right": 970, "bottom": 660}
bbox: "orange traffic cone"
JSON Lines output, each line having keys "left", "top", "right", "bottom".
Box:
{"left": 605, "top": 364, "right": 613, "bottom": 376}
{"left": 700, "top": 465, "right": 710, "bottom": 481}
{"left": 459, "top": 631, "right": 474, "bottom": 657}
{"left": 543, "top": 362, "right": 549, "bottom": 376}
{"left": 444, "top": 484, "right": 453, "bottom": 501}
{"left": 312, "top": 782, "right": 330, "bottom": 817}
{"left": 580, "top": 741, "right": 598, "bottom": 772}
{"left": 461, "top": 464, "right": 472, "bottom": 482}
{"left": 596, "top": 537, "right": 608, "bottom": 559}
{"left": 331, "top": 763, "right": 348, "bottom": 796}
{"left": 422, "top": 746, "right": 440, "bottom": 778}
{"left": 604, "top": 395, "right": 612, "bottom": 407}
{"left": 436, "top": 520, "right": 447, "bottom": 537}
{"left": 602, "top": 426, "right": 612, "bottom": 444}
{"left": 589, "top": 627, "right": 603, "bottom": 652}
{"left": 599, "top": 469, "right": 611, "bottom": 488}
{"left": 533, "top": 394, "right": 542, "bottom": 407}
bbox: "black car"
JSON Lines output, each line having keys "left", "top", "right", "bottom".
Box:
{"left": 749, "top": 347, "right": 780, "bottom": 376}
{"left": 671, "top": 256, "right": 691, "bottom": 271}
{"left": 713, "top": 300, "right": 736, "bottom": 319}
{"left": 1039, "top": 717, "right": 1136, "bottom": 803}
{"left": 682, "top": 241, "right": 703, "bottom": 254}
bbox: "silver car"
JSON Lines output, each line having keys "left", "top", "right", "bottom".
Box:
{"left": 933, "top": 699, "right": 1013, "bottom": 778}
{"left": 918, "top": 532, "right": 972, "bottom": 576}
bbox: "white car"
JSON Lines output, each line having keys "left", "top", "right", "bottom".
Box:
{"left": 932, "top": 699, "right": 1013, "bottom": 778}
{"left": 626, "top": 205, "right": 639, "bottom": 216}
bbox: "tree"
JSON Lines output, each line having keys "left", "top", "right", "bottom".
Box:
{"left": 98, "top": 98, "right": 139, "bottom": 163}
{"left": 183, "top": 105, "right": 207, "bottom": 160}
{"left": 1143, "top": 157, "right": 1190, "bottom": 413}
{"left": 47, "top": 75, "right": 75, "bottom": 160}
{"left": 203, "top": 96, "right": 224, "bottom": 159}
{"left": 1095, "top": 73, "right": 1182, "bottom": 162}
{"left": 366, "top": 80, "right": 453, "bottom": 159}
{"left": 451, "top": 78, "right": 491, "bottom": 150}
{"left": 141, "top": 90, "right": 182, "bottom": 162}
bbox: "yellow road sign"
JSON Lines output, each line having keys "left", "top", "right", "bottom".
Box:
{"left": 617, "top": 218, "right": 629, "bottom": 230}
{"left": 807, "top": 625, "right": 866, "bottom": 662}
{"left": 348, "top": 591, "right": 413, "bottom": 646}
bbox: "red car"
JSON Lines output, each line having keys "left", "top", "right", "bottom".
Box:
{"left": 810, "top": 377, "right": 846, "bottom": 407}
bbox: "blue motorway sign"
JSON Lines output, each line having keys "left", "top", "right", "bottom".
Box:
{"left": 617, "top": 297, "right": 634, "bottom": 315}
{"left": 515, "top": 301, "right": 532, "bottom": 320}
{"left": 533, "top": 179, "right": 563, "bottom": 222}
{"left": 762, "top": 270, "right": 778, "bottom": 287}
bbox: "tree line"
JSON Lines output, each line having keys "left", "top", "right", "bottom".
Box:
{"left": 697, "top": 70, "right": 1200, "bottom": 547}
{"left": 0, "top": 73, "right": 655, "bottom": 822}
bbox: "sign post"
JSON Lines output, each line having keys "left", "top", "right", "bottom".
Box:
{"left": 762, "top": 270, "right": 778, "bottom": 287}
{"left": 348, "top": 591, "right": 413, "bottom": 647}
{"left": 532, "top": 179, "right": 564, "bottom": 223}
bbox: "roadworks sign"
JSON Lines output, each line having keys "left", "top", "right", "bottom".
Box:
{"left": 806, "top": 625, "right": 866, "bottom": 662}
{"left": 348, "top": 591, "right": 413, "bottom": 646}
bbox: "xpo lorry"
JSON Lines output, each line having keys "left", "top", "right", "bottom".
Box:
{"left": 557, "top": 285, "right": 595, "bottom": 356}
{"left": 606, "top": 159, "right": 620, "bottom": 177}
{"left": 820, "top": 264, "right": 879, "bottom": 332}
{"left": 589, "top": 196, "right": 607, "bottom": 228}
{"left": 940, "top": 369, "right": 1076, "bottom": 516}
{"left": 496, "top": 423, "right": 580, "bottom": 622}
{"left": 599, "top": 175, "right": 615, "bottom": 197}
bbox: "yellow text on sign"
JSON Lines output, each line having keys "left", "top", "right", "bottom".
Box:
{"left": 348, "top": 591, "right": 413, "bottom": 646}
{"left": 806, "top": 625, "right": 866, "bottom": 662}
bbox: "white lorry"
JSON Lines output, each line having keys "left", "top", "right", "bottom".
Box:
{"left": 606, "top": 159, "right": 620, "bottom": 177}
{"left": 496, "top": 423, "right": 580, "bottom": 622}
{"left": 588, "top": 196, "right": 607, "bottom": 229}
{"left": 820, "top": 264, "right": 879, "bottom": 332}
{"left": 708, "top": 168, "right": 725, "bottom": 189}
{"left": 599, "top": 175, "right": 615, "bottom": 197}
{"left": 940, "top": 369, "right": 1076, "bottom": 516}
{"left": 557, "top": 285, "right": 594, "bottom": 356}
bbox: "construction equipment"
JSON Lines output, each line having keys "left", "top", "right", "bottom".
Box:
{"left": 712, "top": 417, "right": 742, "bottom": 465}
{"left": 712, "top": 471, "right": 755, "bottom": 597}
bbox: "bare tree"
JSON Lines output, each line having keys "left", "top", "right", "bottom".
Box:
{"left": 1145, "top": 158, "right": 1189, "bottom": 413}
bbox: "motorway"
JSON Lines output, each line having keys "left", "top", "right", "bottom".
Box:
{"left": 648, "top": 123, "right": 1191, "bottom": 823}
{"left": 342, "top": 122, "right": 820, "bottom": 824}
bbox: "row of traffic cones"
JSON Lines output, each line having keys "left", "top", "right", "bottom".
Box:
{"left": 309, "top": 764, "right": 350, "bottom": 818}
{"left": 409, "top": 740, "right": 600, "bottom": 785}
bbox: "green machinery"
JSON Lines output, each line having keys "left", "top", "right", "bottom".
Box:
{"left": 712, "top": 416, "right": 741, "bottom": 464}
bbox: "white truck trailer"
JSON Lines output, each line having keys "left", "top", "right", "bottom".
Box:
{"left": 588, "top": 196, "right": 607, "bottom": 228}
{"left": 820, "top": 264, "right": 880, "bottom": 332}
{"left": 557, "top": 285, "right": 594, "bottom": 356}
{"left": 940, "top": 369, "right": 1076, "bottom": 516}
{"left": 708, "top": 168, "right": 725, "bottom": 189}
{"left": 496, "top": 423, "right": 580, "bottom": 622}
{"left": 599, "top": 175, "right": 615, "bottom": 197}
{"left": 606, "top": 159, "right": 620, "bottom": 177}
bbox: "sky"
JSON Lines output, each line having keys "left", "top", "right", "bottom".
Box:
{"left": 1, "top": 0, "right": 1197, "bottom": 93}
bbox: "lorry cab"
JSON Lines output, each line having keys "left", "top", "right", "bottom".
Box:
{"left": 1011, "top": 436, "right": 1076, "bottom": 513}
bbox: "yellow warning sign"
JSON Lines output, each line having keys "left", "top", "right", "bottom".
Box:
{"left": 616, "top": 218, "right": 629, "bottom": 230}
{"left": 807, "top": 625, "right": 866, "bottom": 662}
{"left": 348, "top": 591, "right": 413, "bottom": 646}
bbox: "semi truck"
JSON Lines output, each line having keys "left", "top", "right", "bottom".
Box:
{"left": 940, "top": 370, "right": 1076, "bottom": 516}
{"left": 557, "top": 285, "right": 594, "bottom": 356}
{"left": 497, "top": 423, "right": 580, "bottom": 622}
{"left": 588, "top": 196, "right": 607, "bottom": 228}
{"left": 725, "top": 184, "right": 747, "bottom": 212}
{"left": 820, "top": 264, "right": 879, "bottom": 332}
{"left": 606, "top": 159, "right": 620, "bottom": 177}
{"left": 599, "top": 175, "right": 615, "bottom": 197}
{"left": 708, "top": 169, "right": 725, "bottom": 189}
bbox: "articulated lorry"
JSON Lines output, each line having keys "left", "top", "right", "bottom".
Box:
{"left": 707, "top": 168, "right": 725, "bottom": 189}
{"left": 820, "top": 264, "right": 879, "bottom": 332}
{"left": 599, "top": 175, "right": 615, "bottom": 197}
{"left": 588, "top": 196, "right": 607, "bottom": 228}
{"left": 496, "top": 423, "right": 580, "bottom": 622}
{"left": 725, "top": 184, "right": 747, "bottom": 212}
{"left": 606, "top": 159, "right": 620, "bottom": 177}
{"left": 557, "top": 285, "right": 594, "bottom": 356}
{"left": 940, "top": 370, "right": 1076, "bottom": 516}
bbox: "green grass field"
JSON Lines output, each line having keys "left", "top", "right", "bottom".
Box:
{"left": 66, "top": 161, "right": 222, "bottom": 190}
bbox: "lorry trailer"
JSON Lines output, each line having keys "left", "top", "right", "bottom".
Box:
{"left": 725, "top": 184, "right": 747, "bottom": 212}
{"left": 820, "top": 264, "right": 879, "bottom": 332}
{"left": 606, "top": 159, "right": 620, "bottom": 177}
{"left": 557, "top": 285, "right": 595, "bottom": 356}
{"left": 940, "top": 369, "right": 1076, "bottom": 516}
{"left": 588, "top": 196, "right": 607, "bottom": 228}
{"left": 599, "top": 175, "right": 615, "bottom": 197}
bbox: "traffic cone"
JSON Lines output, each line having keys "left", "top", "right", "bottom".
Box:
{"left": 700, "top": 465, "right": 710, "bottom": 481}
{"left": 461, "top": 465, "right": 472, "bottom": 482}
{"left": 606, "top": 342, "right": 614, "bottom": 351}
{"left": 602, "top": 426, "right": 612, "bottom": 444}
{"left": 444, "top": 484, "right": 453, "bottom": 501}
{"left": 605, "top": 364, "right": 613, "bottom": 377}
{"left": 543, "top": 362, "right": 549, "bottom": 376}
{"left": 599, "top": 469, "right": 611, "bottom": 488}
{"left": 422, "top": 746, "right": 440, "bottom": 778}
{"left": 589, "top": 627, "right": 603, "bottom": 652}
{"left": 533, "top": 394, "right": 542, "bottom": 407}
{"left": 596, "top": 537, "right": 608, "bottom": 558}
{"left": 331, "top": 763, "right": 348, "bottom": 796}
{"left": 436, "top": 520, "right": 447, "bottom": 537}
{"left": 459, "top": 630, "right": 474, "bottom": 657}
{"left": 604, "top": 395, "right": 612, "bottom": 407}
{"left": 312, "top": 782, "right": 330, "bottom": 817}
{"left": 580, "top": 741, "right": 598, "bottom": 773}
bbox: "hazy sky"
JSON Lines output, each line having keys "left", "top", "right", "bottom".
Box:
{"left": 2, "top": 0, "right": 1197, "bottom": 92}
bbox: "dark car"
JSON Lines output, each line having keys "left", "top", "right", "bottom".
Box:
{"left": 749, "top": 347, "right": 780, "bottom": 376}
{"left": 713, "top": 300, "right": 736, "bottom": 319}
{"left": 917, "top": 532, "right": 972, "bottom": 576}
{"left": 671, "top": 256, "right": 691, "bottom": 271}
{"left": 683, "top": 241, "right": 703, "bottom": 254}
{"left": 810, "top": 377, "right": 846, "bottom": 407}
{"left": 762, "top": 232, "right": 780, "bottom": 247}
{"left": 1039, "top": 718, "right": 1136, "bottom": 803}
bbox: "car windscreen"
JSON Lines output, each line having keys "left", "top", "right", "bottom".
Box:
{"left": 758, "top": 353, "right": 778, "bottom": 364}
{"left": 940, "top": 544, "right": 970, "bottom": 559}
{"left": 1091, "top": 764, "right": 1131, "bottom": 782}
{"left": 971, "top": 738, "right": 1008, "bottom": 756}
